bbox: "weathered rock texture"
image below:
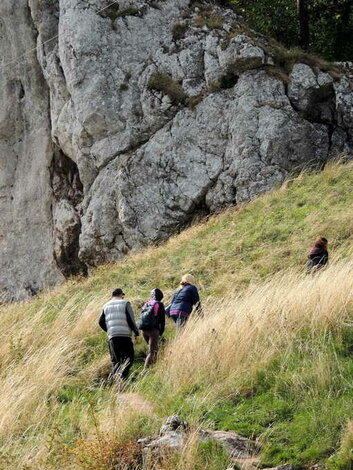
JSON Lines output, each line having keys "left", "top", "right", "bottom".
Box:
{"left": 139, "top": 415, "right": 260, "bottom": 466}
{"left": 1, "top": 0, "right": 353, "bottom": 299}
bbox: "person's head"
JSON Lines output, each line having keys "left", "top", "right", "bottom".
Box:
{"left": 314, "top": 237, "right": 328, "bottom": 250}
{"left": 181, "top": 273, "right": 195, "bottom": 286}
{"left": 151, "top": 288, "right": 163, "bottom": 301}
{"left": 112, "top": 288, "right": 125, "bottom": 298}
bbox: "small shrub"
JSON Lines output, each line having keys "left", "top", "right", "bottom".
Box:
{"left": 194, "top": 15, "right": 206, "bottom": 28}
{"left": 67, "top": 437, "right": 142, "bottom": 470}
{"left": 271, "top": 44, "right": 342, "bottom": 78}
{"left": 120, "top": 83, "right": 129, "bottom": 91}
{"left": 187, "top": 94, "right": 204, "bottom": 109}
{"left": 206, "top": 15, "right": 223, "bottom": 29}
{"left": 172, "top": 23, "right": 188, "bottom": 40}
{"left": 194, "top": 14, "right": 223, "bottom": 29}
{"left": 147, "top": 73, "right": 188, "bottom": 105}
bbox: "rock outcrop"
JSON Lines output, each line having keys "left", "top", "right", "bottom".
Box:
{"left": 139, "top": 415, "right": 292, "bottom": 470}
{"left": 139, "top": 415, "right": 260, "bottom": 466}
{"left": 1, "top": 0, "right": 353, "bottom": 300}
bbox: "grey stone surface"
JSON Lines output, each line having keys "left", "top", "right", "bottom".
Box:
{"left": 142, "top": 415, "right": 258, "bottom": 464}
{"left": 1, "top": 0, "right": 353, "bottom": 299}
{"left": 288, "top": 63, "right": 335, "bottom": 122}
{"left": 201, "top": 429, "right": 259, "bottom": 459}
{"left": 0, "top": 0, "right": 64, "bottom": 300}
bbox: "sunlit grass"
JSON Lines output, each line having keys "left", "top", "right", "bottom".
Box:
{"left": 1, "top": 162, "right": 353, "bottom": 468}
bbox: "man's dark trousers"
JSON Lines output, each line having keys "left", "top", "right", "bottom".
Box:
{"left": 108, "top": 336, "right": 134, "bottom": 379}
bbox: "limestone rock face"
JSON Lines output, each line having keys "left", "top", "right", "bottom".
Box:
{"left": 0, "top": 0, "right": 64, "bottom": 300}
{"left": 1, "top": 0, "right": 353, "bottom": 299}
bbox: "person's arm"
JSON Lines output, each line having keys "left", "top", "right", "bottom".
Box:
{"left": 191, "top": 287, "right": 200, "bottom": 306}
{"left": 323, "top": 251, "right": 329, "bottom": 265}
{"left": 158, "top": 303, "right": 166, "bottom": 336}
{"left": 125, "top": 302, "right": 139, "bottom": 336}
{"left": 192, "top": 287, "right": 202, "bottom": 314}
{"left": 98, "top": 310, "right": 107, "bottom": 332}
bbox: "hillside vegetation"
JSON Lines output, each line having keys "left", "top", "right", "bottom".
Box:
{"left": 1, "top": 161, "right": 353, "bottom": 470}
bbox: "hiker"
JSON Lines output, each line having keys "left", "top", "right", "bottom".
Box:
{"left": 138, "top": 288, "right": 166, "bottom": 370}
{"left": 99, "top": 288, "right": 139, "bottom": 380}
{"left": 167, "top": 274, "right": 201, "bottom": 328}
{"left": 306, "top": 237, "right": 329, "bottom": 273}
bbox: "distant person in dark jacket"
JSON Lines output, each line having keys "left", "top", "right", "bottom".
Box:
{"left": 99, "top": 288, "right": 139, "bottom": 380}
{"left": 307, "top": 237, "right": 329, "bottom": 273}
{"left": 168, "top": 274, "right": 201, "bottom": 328}
{"left": 138, "top": 288, "right": 166, "bottom": 370}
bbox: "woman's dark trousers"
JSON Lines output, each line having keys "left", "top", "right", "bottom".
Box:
{"left": 108, "top": 336, "right": 134, "bottom": 380}
{"left": 142, "top": 329, "right": 160, "bottom": 368}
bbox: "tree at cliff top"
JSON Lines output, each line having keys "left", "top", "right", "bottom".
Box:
{"left": 228, "top": 0, "right": 353, "bottom": 60}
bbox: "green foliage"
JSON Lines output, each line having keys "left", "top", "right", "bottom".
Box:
{"left": 228, "top": 0, "right": 353, "bottom": 61}
{"left": 80, "top": 334, "right": 107, "bottom": 366}
{"left": 186, "top": 334, "right": 353, "bottom": 468}
{"left": 195, "top": 440, "right": 231, "bottom": 469}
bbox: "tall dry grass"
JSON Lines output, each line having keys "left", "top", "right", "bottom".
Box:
{"left": 0, "top": 291, "right": 106, "bottom": 467}
{"left": 1, "top": 259, "right": 353, "bottom": 468}
{"left": 158, "top": 260, "right": 353, "bottom": 396}
{"left": 0, "top": 282, "right": 161, "bottom": 470}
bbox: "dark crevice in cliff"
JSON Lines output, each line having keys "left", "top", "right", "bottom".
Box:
{"left": 190, "top": 195, "right": 211, "bottom": 223}
{"left": 50, "top": 148, "right": 88, "bottom": 278}
{"left": 51, "top": 148, "right": 83, "bottom": 205}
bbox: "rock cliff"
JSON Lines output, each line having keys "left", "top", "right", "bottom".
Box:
{"left": 1, "top": 0, "right": 353, "bottom": 300}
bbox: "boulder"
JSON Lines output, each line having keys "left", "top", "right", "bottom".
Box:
{"left": 202, "top": 429, "right": 259, "bottom": 459}
{"left": 288, "top": 63, "right": 334, "bottom": 122}
{"left": 141, "top": 415, "right": 259, "bottom": 464}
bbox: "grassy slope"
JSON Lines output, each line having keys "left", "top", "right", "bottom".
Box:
{"left": 1, "top": 162, "right": 353, "bottom": 469}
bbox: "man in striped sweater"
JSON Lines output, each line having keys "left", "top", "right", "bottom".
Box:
{"left": 99, "top": 288, "right": 139, "bottom": 380}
